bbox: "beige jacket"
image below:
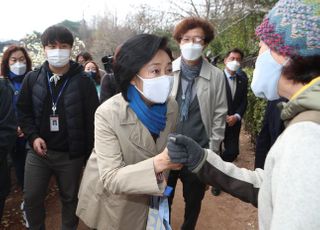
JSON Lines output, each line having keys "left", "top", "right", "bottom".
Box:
{"left": 76, "top": 93, "right": 178, "bottom": 230}
{"left": 171, "top": 57, "right": 227, "bottom": 152}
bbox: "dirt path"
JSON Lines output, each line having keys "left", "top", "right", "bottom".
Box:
{"left": 1, "top": 129, "right": 258, "bottom": 230}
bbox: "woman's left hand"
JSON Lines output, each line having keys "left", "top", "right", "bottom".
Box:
{"left": 153, "top": 148, "right": 183, "bottom": 173}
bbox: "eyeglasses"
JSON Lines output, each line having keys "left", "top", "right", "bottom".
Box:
{"left": 181, "top": 36, "right": 205, "bottom": 44}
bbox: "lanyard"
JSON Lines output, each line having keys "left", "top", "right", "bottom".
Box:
{"left": 47, "top": 73, "right": 69, "bottom": 115}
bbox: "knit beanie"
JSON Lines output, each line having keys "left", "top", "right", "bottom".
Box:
{"left": 255, "top": 0, "right": 320, "bottom": 57}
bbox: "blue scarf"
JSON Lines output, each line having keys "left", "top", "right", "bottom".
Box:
{"left": 8, "top": 71, "right": 24, "bottom": 91}
{"left": 127, "top": 85, "right": 167, "bottom": 136}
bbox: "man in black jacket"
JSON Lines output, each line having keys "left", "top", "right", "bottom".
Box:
{"left": 17, "top": 25, "right": 99, "bottom": 230}
{"left": 210, "top": 48, "right": 248, "bottom": 196}
{"left": 221, "top": 48, "right": 248, "bottom": 162}
{"left": 0, "top": 77, "right": 16, "bottom": 222}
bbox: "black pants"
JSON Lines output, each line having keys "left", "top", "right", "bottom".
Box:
{"left": 167, "top": 167, "right": 206, "bottom": 230}
{"left": 10, "top": 137, "right": 27, "bottom": 189}
{"left": 0, "top": 154, "right": 10, "bottom": 222}
{"left": 24, "top": 149, "right": 84, "bottom": 230}
{"left": 221, "top": 123, "right": 241, "bottom": 162}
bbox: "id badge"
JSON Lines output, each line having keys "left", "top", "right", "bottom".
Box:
{"left": 50, "top": 115, "right": 59, "bottom": 132}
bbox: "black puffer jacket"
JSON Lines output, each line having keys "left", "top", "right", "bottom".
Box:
{"left": 17, "top": 61, "right": 99, "bottom": 159}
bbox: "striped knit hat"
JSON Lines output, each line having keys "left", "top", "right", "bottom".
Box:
{"left": 256, "top": 0, "right": 320, "bottom": 57}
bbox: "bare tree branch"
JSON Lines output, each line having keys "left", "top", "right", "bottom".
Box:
{"left": 189, "top": 0, "right": 200, "bottom": 17}
{"left": 204, "top": 0, "right": 211, "bottom": 19}
{"left": 216, "top": 12, "right": 251, "bottom": 34}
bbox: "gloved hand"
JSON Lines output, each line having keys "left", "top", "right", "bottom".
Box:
{"left": 167, "top": 134, "right": 205, "bottom": 171}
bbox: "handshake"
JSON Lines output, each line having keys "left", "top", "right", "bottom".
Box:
{"left": 166, "top": 134, "right": 206, "bottom": 171}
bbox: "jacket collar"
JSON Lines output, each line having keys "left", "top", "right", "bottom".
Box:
{"left": 118, "top": 95, "right": 175, "bottom": 154}
{"left": 171, "top": 57, "right": 211, "bottom": 98}
{"left": 173, "top": 56, "right": 211, "bottom": 81}
{"left": 280, "top": 76, "right": 320, "bottom": 121}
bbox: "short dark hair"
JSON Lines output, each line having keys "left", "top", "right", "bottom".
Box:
{"left": 225, "top": 48, "right": 244, "bottom": 60}
{"left": 76, "top": 51, "right": 93, "bottom": 63}
{"left": 41, "top": 25, "right": 74, "bottom": 47}
{"left": 1, "top": 45, "right": 32, "bottom": 77}
{"left": 173, "top": 17, "right": 214, "bottom": 44}
{"left": 114, "top": 34, "right": 171, "bottom": 101}
{"left": 282, "top": 55, "right": 320, "bottom": 84}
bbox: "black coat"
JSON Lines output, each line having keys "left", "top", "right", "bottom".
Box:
{"left": 99, "top": 72, "right": 119, "bottom": 104}
{"left": 0, "top": 77, "right": 16, "bottom": 198}
{"left": 0, "top": 78, "right": 16, "bottom": 157}
{"left": 17, "top": 61, "right": 99, "bottom": 159}
{"left": 254, "top": 99, "right": 286, "bottom": 169}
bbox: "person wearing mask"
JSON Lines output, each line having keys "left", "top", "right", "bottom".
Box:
{"left": 76, "top": 34, "right": 181, "bottom": 230}
{"left": 17, "top": 25, "right": 99, "bottom": 230}
{"left": 1, "top": 45, "right": 33, "bottom": 227}
{"left": 221, "top": 48, "right": 248, "bottom": 163}
{"left": 167, "top": 0, "right": 320, "bottom": 229}
{"left": 211, "top": 48, "right": 248, "bottom": 197}
{"left": 83, "top": 60, "right": 102, "bottom": 97}
{"left": 0, "top": 76, "right": 16, "bottom": 223}
{"left": 167, "top": 17, "right": 227, "bottom": 230}
{"left": 76, "top": 51, "right": 106, "bottom": 81}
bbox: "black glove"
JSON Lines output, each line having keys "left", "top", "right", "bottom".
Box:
{"left": 167, "top": 134, "right": 205, "bottom": 171}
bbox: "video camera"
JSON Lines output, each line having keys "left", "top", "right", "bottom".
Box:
{"left": 101, "top": 55, "right": 114, "bottom": 73}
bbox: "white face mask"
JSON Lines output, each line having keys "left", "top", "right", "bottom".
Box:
{"left": 10, "top": 62, "right": 27, "bottom": 76}
{"left": 135, "top": 74, "right": 174, "bottom": 104}
{"left": 180, "top": 43, "right": 203, "bottom": 61}
{"left": 251, "top": 49, "right": 288, "bottom": 100}
{"left": 46, "top": 49, "right": 70, "bottom": 67}
{"left": 226, "top": 60, "right": 240, "bottom": 72}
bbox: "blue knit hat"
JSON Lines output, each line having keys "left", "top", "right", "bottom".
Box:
{"left": 256, "top": 0, "right": 320, "bottom": 57}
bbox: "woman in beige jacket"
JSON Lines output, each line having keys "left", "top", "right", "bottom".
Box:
{"left": 76, "top": 34, "right": 181, "bottom": 230}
